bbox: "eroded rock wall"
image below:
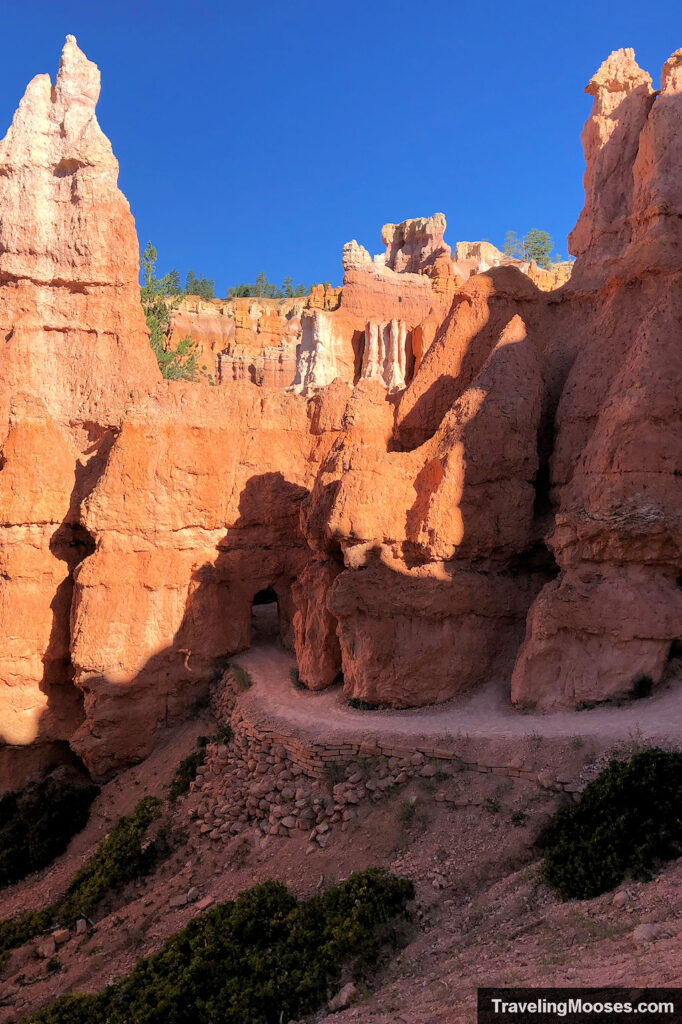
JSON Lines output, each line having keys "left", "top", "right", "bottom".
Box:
{"left": 0, "top": 37, "right": 160, "bottom": 768}
{"left": 512, "top": 48, "right": 682, "bottom": 708}
{"left": 69, "top": 386, "right": 344, "bottom": 774}
{"left": 0, "top": 39, "right": 343, "bottom": 776}
{"left": 169, "top": 294, "right": 308, "bottom": 386}
{"left": 0, "top": 40, "right": 679, "bottom": 782}
{"left": 293, "top": 309, "right": 551, "bottom": 705}
{"left": 289, "top": 217, "right": 455, "bottom": 394}
{"left": 294, "top": 48, "right": 681, "bottom": 711}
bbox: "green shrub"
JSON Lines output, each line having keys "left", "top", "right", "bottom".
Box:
{"left": 231, "top": 663, "right": 252, "bottom": 691}
{"left": 289, "top": 667, "right": 305, "bottom": 690}
{"left": 168, "top": 750, "right": 206, "bottom": 804}
{"left": 543, "top": 748, "right": 682, "bottom": 900}
{"left": 214, "top": 722, "right": 233, "bottom": 744}
{"left": 0, "top": 908, "right": 55, "bottom": 970}
{"left": 347, "top": 698, "right": 380, "bottom": 711}
{"left": 0, "top": 774, "right": 99, "bottom": 888}
{"left": 141, "top": 243, "right": 211, "bottom": 382}
{"left": 0, "top": 797, "right": 166, "bottom": 969}
{"left": 23, "top": 869, "right": 414, "bottom": 1024}
{"left": 59, "top": 797, "right": 165, "bottom": 923}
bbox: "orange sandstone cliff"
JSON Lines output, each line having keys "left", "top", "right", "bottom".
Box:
{"left": 0, "top": 37, "right": 159, "bottom": 768}
{"left": 291, "top": 49, "right": 681, "bottom": 710}
{"left": 169, "top": 220, "right": 572, "bottom": 387}
{"left": 0, "top": 40, "right": 679, "bottom": 782}
{"left": 511, "top": 48, "right": 682, "bottom": 708}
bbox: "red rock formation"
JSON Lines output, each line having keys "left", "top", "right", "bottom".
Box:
{"left": 69, "top": 385, "right": 343, "bottom": 774}
{"left": 169, "top": 227, "right": 569, "bottom": 391}
{"left": 454, "top": 240, "right": 573, "bottom": 291}
{"left": 0, "top": 395, "right": 85, "bottom": 747}
{"left": 290, "top": 216, "right": 454, "bottom": 394}
{"left": 307, "top": 284, "right": 342, "bottom": 311}
{"left": 169, "top": 295, "right": 304, "bottom": 387}
{"left": 568, "top": 48, "right": 654, "bottom": 286}
{"left": 381, "top": 212, "right": 450, "bottom": 272}
{"left": 0, "top": 35, "right": 160, "bottom": 423}
{"left": 511, "top": 48, "right": 682, "bottom": 709}
{"left": 0, "top": 39, "right": 679, "bottom": 783}
{"left": 295, "top": 49, "right": 681, "bottom": 710}
{"left": 0, "top": 37, "right": 159, "bottom": 772}
{"left": 294, "top": 314, "right": 549, "bottom": 704}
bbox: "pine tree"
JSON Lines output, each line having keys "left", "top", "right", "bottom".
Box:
{"left": 224, "top": 273, "right": 317, "bottom": 300}
{"left": 166, "top": 268, "right": 182, "bottom": 295}
{"left": 502, "top": 230, "right": 522, "bottom": 258}
{"left": 521, "top": 229, "right": 553, "bottom": 269}
{"left": 141, "top": 243, "right": 208, "bottom": 382}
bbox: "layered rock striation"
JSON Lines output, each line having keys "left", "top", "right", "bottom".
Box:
{"left": 0, "top": 37, "right": 159, "bottom": 772}
{"left": 289, "top": 216, "right": 454, "bottom": 394}
{"left": 170, "top": 223, "right": 571, "bottom": 389}
{"left": 511, "top": 47, "right": 682, "bottom": 708}
{"left": 0, "top": 35, "right": 160, "bottom": 423}
{"left": 0, "top": 41, "right": 679, "bottom": 782}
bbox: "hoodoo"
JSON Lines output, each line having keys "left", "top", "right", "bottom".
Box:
{"left": 0, "top": 40, "right": 679, "bottom": 781}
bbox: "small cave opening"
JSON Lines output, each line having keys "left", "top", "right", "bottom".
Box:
{"left": 251, "top": 587, "right": 281, "bottom": 644}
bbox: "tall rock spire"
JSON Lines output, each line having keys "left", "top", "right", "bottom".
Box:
{"left": 0, "top": 38, "right": 159, "bottom": 768}
{"left": 0, "top": 34, "right": 159, "bottom": 426}
{"left": 568, "top": 48, "right": 654, "bottom": 283}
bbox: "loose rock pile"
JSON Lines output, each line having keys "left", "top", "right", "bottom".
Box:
{"left": 186, "top": 735, "right": 451, "bottom": 853}
{"left": 175, "top": 667, "right": 591, "bottom": 851}
{"left": 182, "top": 670, "right": 470, "bottom": 851}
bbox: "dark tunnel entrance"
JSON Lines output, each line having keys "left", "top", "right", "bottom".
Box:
{"left": 251, "top": 587, "right": 281, "bottom": 644}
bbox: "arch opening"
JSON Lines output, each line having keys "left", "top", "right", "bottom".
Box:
{"left": 251, "top": 587, "right": 281, "bottom": 645}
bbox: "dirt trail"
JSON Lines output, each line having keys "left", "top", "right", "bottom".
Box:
{"left": 237, "top": 638, "right": 682, "bottom": 746}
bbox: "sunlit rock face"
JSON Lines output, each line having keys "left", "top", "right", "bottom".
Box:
{"left": 0, "top": 34, "right": 160, "bottom": 423}
{"left": 0, "top": 36, "right": 159, "bottom": 773}
{"left": 294, "top": 311, "right": 550, "bottom": 706}
{"left": 511, "top": 48, "right": 682, "bottom": 709}
{"left": 170, "top": 219, "right": 572, "bottom": 391}
{"left": 68, "top": 385, "right": 344, "bottom": 775}
{"left": 289, "top": 214, "right": 454, "bottom": 394}
{"left": 295, "top": 48, "right": 682, "bottom": 711}
{"left": 169, "top": 294, "right": 308, "bottom": 387}
{"left": 0, "top": 41, "right": 680, "bottom": 782}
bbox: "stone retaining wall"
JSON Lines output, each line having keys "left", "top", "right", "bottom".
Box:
{"left": 182, "top": 670, "right": 586, "bottom": 852}
{"left": 229, "top": 700, "right": 583, "bottom": 796}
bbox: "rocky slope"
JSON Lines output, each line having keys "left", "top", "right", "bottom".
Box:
{"left": 1, "top": 661, "right": 680, "bottom": 1023}
{"left": 0, "top": 39, "right": 679, "bottom": 783}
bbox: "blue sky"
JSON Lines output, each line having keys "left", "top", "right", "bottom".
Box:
{"left": 1, "top": 1, "right": 681, "bottom": 293}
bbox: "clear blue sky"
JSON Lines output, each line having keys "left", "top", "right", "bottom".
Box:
{"left": 1, "top": 1, "right": 681, "bottom": 293}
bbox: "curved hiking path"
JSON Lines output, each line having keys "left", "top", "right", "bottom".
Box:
{"left": 235, "top": 637, "right": 682, "bottom": 759}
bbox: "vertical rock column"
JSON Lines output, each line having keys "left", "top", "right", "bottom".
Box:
{"left": 512, "top": 49, "right": 682, "bottom": 709}
{"left": 0, "top": 36, "right": 160, "bottom": 763}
